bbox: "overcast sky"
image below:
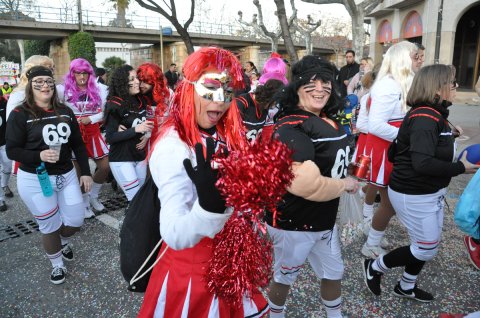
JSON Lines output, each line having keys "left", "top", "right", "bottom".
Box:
{"left": 39, "top": 0, "right": 350, "bottom": 29}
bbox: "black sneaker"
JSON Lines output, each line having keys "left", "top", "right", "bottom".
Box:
{"left": 393, "top": 282, "right": 434, "bottom": 302}
{"left": 363, "top": 259, "right": 383, "bottom": 296}
{"left": 50, "top": 266, "right": 67, "bottom": 284}
{"left": 61, "top": 244, "right": 74, "bottom": 262}
{"left": 3, "top": 186, "right": 13, "bottom": 198}
{"left": 0, "top": 200, "right": 7, "bottom": 212}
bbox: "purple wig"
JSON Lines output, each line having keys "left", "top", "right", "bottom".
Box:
{"left": 258, "top": 57, "right": 288, "bottom": 86}
{"left": 64, "top": 58, "right": 101, "bottom": 112}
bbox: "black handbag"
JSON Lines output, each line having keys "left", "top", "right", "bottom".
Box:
{"left": 119, "top": 175, "right": 162, "bottom": 292}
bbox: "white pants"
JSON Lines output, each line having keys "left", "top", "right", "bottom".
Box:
{"left": 17, "top": 169, "right": 84, "bottom": 234}
{"left": 267, "top": 224, "right": 344, "bottom": 285}
{"left": 0, "top": 145, "right": 12, "bottom": 200}
{"left": 109, "top": 161, "right": 147, "bottom": 201}
{"left": 388, "top": 187, "right": 447, "bottom": 262}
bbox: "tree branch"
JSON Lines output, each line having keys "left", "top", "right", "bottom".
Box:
{"left": 185, "top": 0, "right": 195, "bottom": 29}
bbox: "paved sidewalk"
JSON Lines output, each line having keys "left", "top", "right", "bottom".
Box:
{"left": 1, "top": 105, "right": 479, "bottom": 318}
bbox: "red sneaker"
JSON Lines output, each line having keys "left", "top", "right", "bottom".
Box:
{"left": 464, "top": 236, "right": 480, "bottom": 270}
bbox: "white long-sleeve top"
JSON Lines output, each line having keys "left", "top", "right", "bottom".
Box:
{"left": 356, "top": 93, "right": 370, "bottom": 134}
{"left": 57, "top": 83, "right": 108, "bottom": 124}
{"left": 6, "top": 85, "right": 63, "bottom": 120}
{"left": 368, "top": 75, "right": 406, "bottom": 142}
{"left": 149, "top": 128, "right": 231, "bottom": 250}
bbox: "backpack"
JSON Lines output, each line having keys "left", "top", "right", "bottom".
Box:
{"left": 119, "top": 175, "right": 162, "bottom": 292}
{"left": 455, "top": 169, "right": 480, "bottom": 239}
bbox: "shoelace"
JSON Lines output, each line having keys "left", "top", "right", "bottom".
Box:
{"left": 52, "top": 267, "right": 65, "bottom": 277}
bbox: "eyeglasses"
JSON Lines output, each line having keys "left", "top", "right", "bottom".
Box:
{"left": 190, "top": 72, "right": 234, "bottom": 104}
{"left": 32, "top": 79, "right": 55, "bottom": 87}
{"left": 73, "top": 71, "right": 89, "bottom": 76}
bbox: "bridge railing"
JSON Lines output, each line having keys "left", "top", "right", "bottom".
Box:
{"left": 2, "top": 5, "right": 254, "bottom": 38}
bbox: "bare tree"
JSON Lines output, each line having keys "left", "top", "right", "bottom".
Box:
{"left": 291, "top": 14, "right": 321, "bottom": 54}
{"left": 134, "top": 0, "right": 195, "bottom": 54}
{"left": 0, "top": 0, "right": 34, "bottom": 66}
{"left": 238, "top": 1, "right": 283, "bottom": 52}
{"left": 315, "top": 15, "right": 351, "bottom": 65}
{"left": 274, "top": 0, "right": 299, "bottom": 63}
{"left": 301, "top": 0, "right": 383, "bottom": 57}
{"left": 58, "top": 0, "right": 76, "bottom": 23}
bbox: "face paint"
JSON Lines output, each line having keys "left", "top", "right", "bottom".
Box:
{"left": 192, "top": 71, "right": 234, "bottom": 103}
{"left": 32, "top": 78, "right": 55, "bottom": 90}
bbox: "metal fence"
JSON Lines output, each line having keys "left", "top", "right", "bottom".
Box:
{"left": 1, "top": 5, "right": 250, "bottom": 37}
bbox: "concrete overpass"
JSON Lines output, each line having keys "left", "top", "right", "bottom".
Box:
{"left": 0, "top": 6, "right": 334, "bottom": 76}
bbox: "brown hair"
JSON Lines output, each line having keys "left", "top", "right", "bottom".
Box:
{"left": 407, "top": 64, "right": 455, "bottom": 106}
{"left": 361, "top": 63, "right": 381, "bottom": 90}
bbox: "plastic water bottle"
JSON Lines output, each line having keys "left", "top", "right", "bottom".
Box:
{"left": 36, "top": 162, "right": 53, "bottom": 197}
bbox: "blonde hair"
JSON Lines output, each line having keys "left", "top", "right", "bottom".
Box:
{"left": 407, "top": 64, "right": 455, "bottom": 106}
{"left": 13, "top": 55, "right": 55, "bottom": 93}
{"left": 361, "top": 57, "right": 374, "bottom": 72}
{"left": 376, "top": 41, "right": 418, "bottom": 112}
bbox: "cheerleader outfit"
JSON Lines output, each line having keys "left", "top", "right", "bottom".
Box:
{"left": 6, "top": 106, "right": 91, "bottom": 233}
{"left": 138, "top": 128, "right": 268, "bottom": 318}
{"left": 58, "top": 83, "right": 109, "bottom": 159}
{"left": 364, "top": 76, "right": 405, "bottom": 187}
{"left": 235, "top": 93, "right": 267, "bottom": 143}
{"left": 351, "top": 94, "right": 370, "bottom": 163}
{"left": 104, "top": 95, "right": 149, "bottom": 201}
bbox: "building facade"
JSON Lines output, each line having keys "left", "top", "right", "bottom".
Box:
{"left": 368, "top": 0, "right": 480, "bottom": 89}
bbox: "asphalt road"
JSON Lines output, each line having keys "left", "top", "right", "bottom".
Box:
{"left": 0, "top": 104, "right": 479, "bottom": 318}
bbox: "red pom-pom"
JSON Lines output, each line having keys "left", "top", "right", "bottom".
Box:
{"left": 206, "top": 138, "right": 294, "bottom": 306}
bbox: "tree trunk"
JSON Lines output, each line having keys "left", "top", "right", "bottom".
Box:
{"left": 172, "top": 21, "right": 195, "bottom": 54}
{"left": 271, "top": 38, "right": 279, "bottom": 53}
{"left": 351, "top": 7, "right": 365, "bottom": 58}
{"left": 117, "top": 5, "right": 126, "bottom": 27}
{"left": 16, "top": 39, "right": 25, "bottom": 67}
{"left": 274, "top": 0, "right": 298, "bottom": 63}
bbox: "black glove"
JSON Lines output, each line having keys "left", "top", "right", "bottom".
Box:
{"left": 183, "top": 138, "right": 226, "bottom": 214}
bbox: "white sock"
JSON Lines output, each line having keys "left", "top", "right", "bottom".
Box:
{"left": 372, "top": 255, "right": 388, "bottom": 273}
{"left": 400, "top": 272, "right": 417, "bottom": 291}
{"left": 82, "top": 193, "right": 89, "bottom": 208}
{"left": 366, "top": 228, "right": 385, "bottom": 247}
{"left": 60, "top": 236, "right": 70, "bottom": 246}
{"left": 363, "top": 203, "right": 374, "bottom": 219}
{"left": 322, "top": 296, "right": 343, "bottom": 318}
{"left": 89, "top": 182, "right": 102, "bottom": 200}
{"left": 268, "top": 297, "right": 285, "bottom": 318}
{"left": 47, "top": 250, "right": 64, "bottom": 268}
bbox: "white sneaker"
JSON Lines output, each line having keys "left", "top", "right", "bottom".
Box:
{"left": 84, "top": 206, "right": 96, "bottom": 219}
{"left": 89, "top": 197, "right": 105, "bottom": 212}
{"left": 361, "top": 242, "right": 386, "bottom": 258}
{"left": 380, "top": 236, "right": 390, "bottom": 249}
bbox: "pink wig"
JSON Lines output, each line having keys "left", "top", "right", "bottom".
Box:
{"left": 153, "top": 47, "right": 247, "bottom": 152}
{"left": 64, "top": 58, "right": 101, "bottom": 112}
{"left": 258, "top": 57, "right": 288, "bottom": 85}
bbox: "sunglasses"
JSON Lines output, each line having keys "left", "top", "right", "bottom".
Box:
{"left": 73, "top": 71, "right": 89, "bottom": 76}
{"left": 191, "top": 72, "right": 234, "bottom": 104}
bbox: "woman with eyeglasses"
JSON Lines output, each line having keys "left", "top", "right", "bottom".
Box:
{"left": 265, "top": 56, "right": 358, "bottom": 318}
{"left": 6, "top": 66, "right": 92, "bottom": 284}
{"left": 362, "top": 64, "right": 479, "bottom": 302}
{"left": 361, "top": 41, "right": 420, "bottom": 259}
{"left": 58, "top": 58, "right": 110, "bottom": 218}
{"left": 138, "top": 47, "right": 268, "bottom": 317}
{"left": 104, "top": 65, "right": 153, "bottom": 201}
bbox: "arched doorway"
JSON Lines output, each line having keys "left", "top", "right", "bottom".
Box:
{"left": 377, "top": 19, "right": 393, "bottom": 55}
{"left": 402, "top": 11, "right": 423, "bottom": 45}
{"left": 452, "top": 4, "right": 480, "bottom": 89}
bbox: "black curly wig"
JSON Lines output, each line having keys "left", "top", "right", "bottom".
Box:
{"left": 275, "top": 55, "right": 341, "bottom": 119}
{"left": 254, "top": 79, "right": 284, "bottom": 109}
{"left": 107, "top": 64, "right": 135, "bottom": 108}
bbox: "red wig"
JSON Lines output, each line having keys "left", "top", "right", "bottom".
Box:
{"left": 154, "top": 47, "right": 247, "bottom": 152}
{"left": 137, "top": 62, "right": 169, "bottom": 115}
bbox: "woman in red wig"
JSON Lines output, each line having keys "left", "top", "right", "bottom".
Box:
{"left": 136, "top": 63, "right": 171, "bottom": 145}
{"left": 138, "top": 47, "right": 268, "bottom": 317}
